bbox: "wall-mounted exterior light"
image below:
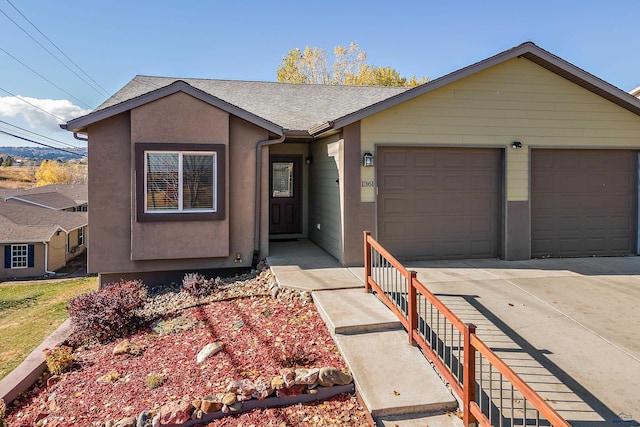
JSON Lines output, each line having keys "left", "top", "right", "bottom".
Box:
{"left": 305, "top": 155, "right": 313, "bottom": 165}
{"left": 511, "top": 141, "right": 523, "bottom": 149}
{"left": 362, "top": 152, "right": 374, "bottom": 167}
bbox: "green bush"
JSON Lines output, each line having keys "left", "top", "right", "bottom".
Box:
{"left": 43, "top": 345, "right": 74, "bottom": 375}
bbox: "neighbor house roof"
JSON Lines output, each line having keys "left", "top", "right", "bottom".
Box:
{"left": 1, "top": 184, "right": 87, "bottom": 210}
{"left": 62, "top": 42, "right": 640, "bottom": 137}
{"left": 0, "top": 199, "right": 87, "bottom": 243}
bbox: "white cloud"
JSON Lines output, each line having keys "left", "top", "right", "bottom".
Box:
{"left": 0, "top": 96, "right": 90, "bottom": 131}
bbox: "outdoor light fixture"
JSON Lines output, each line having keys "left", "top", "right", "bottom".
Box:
{"left": 305, "top": 155, "right": 313, "bottom": 165}
{"left": 362, "top": 152, "right": 374, "bottom": 167}
{"left": 511, "top": 141, "right": 523, "bottom": 149}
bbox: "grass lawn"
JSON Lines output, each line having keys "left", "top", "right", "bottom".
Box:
{"left": 0, "top": 277, "right": 98, "bottom": 380}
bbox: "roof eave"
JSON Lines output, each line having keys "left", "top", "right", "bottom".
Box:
{"left": 63, "top": 80, "right": 284, "bottom": 136}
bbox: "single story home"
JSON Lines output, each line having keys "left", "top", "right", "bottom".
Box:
{"left": 61, "top": 42, "right": 640, "bottom": 286}
{"left": 0, "top": 185, "right": 88, "bottom": 279}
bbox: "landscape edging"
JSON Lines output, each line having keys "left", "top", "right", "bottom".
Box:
{"left": 0, "top": 319, "right": 72, "bottom": 404}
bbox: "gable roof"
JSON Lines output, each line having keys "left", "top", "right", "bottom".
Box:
{"left": 1, "top": 184, "right": 87, "bottom": 210}
{"left": 0, "top": 199, "right": 87, "bottom": 243}
{"left": 62, "top": 42, "right": 640, "bottom": 138}
{"left": 313, "top": 41, "right": 640, "bottom": 135}
{"left": 63, "top": 78, "right": 408, "bottom": 135}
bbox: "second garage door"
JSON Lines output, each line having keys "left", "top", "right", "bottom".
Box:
{"left": 531, "top": 149, "right": 638, "bottom": 258}
{"left": 377, "top": 147, "right": 502, "bottom": 260}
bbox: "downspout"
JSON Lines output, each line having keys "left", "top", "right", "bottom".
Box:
{"left": 73, "top": 132, "right": 88, "bottom": 142}
{"left": 253, "top": 134, "right": 287, "bottom": 267}
{"left": 44, "top": 241, "right": 55, "bottom": 275}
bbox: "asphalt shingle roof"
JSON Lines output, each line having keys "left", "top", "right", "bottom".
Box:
{"left": 1, "top": 184, "right": 87, "bottom": 209}
{"left": 98, "top": 76, "right": 409, "bottom": 131}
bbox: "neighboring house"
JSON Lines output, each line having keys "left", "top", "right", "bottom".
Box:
{"left": 61, "top": 42, "right": 640, "bottom": 286}
{"left": 0, "top": 185, "right": 88, "bottom": 280}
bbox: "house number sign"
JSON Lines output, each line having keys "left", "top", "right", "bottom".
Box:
{"left": 361, "top": 180, "right": 374, "bottom": 187}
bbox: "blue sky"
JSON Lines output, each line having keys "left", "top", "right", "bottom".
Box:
{"left": 1, "top": 0, "right": 639, "bottom": 149}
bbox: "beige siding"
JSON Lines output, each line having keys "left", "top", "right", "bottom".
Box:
{"left": 49, "top": 231, "right": 67, "bottom": 271}
{"left": 1, "top": 243, "right": 46, "bottom": 279}
{"left": 361, "top": 57, "right": 640, "bottom": 201}
{"left": 308, "top": 134, "right": 343, "bottom": 261}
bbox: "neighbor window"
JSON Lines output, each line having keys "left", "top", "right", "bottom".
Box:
{"left": 78, "top": 227, "right": 84, "bottom": 246}
{"left": 11, "top": 244, "right": 28, "bottom": 268}
{"left": 135, "top": 143, "right": 225, "bottom": 222}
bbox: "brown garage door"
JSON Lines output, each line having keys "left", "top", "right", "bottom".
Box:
{"left": 531, "top": 149, "right": 637, "bottom": 257}
{"left": 377, "top": 147, "right": 502, "bottom": 260}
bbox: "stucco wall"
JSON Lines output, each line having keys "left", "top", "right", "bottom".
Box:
{"left": 308, "top": 134, "right": 343, "bottom": 261}
{"left": 361, "top": 57, "right": 640, "bottom": 203}
{"left": 87, "top": 92, "right": 269, "bottom": 283}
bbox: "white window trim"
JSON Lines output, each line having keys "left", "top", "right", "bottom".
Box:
{"left": 11, "top": 244, "right": 28, "bottom": 269}
{"left": 78, "top": 227, "right": 84, "bottom": 246}
{"left": 144, "top": 150, "right": 218, "bottom": 214}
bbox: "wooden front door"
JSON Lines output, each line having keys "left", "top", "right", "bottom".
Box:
{"left": 269, "top": 156, "right": 301, "bottom": 234}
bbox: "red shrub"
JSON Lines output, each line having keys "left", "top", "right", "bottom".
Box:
{"left": 67, "top": 279, "right": 147, "bottom": 345}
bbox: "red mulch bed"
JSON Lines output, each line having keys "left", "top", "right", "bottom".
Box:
{"left": 5, "top": 290, "right": 369, "bottom": 426}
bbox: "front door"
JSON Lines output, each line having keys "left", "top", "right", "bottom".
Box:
{"left": 269, "top": 156, "right": 301, "bottom": 234}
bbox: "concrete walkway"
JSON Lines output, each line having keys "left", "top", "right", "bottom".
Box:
{"left": 270, "top": 239, "right": 640, "bottom": 427}
{"left": 268, "top": 240, "right": 463, "bottom": 427}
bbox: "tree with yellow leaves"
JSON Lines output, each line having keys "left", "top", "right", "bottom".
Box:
{"left": 35, "top": 160, "right": 87, "bottom": 186}
{"left": 277, "top": 42, "right": 428, "bottom": 87}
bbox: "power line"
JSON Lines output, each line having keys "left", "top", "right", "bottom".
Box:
{"left": 0, "top": 130, "right": 85, "bottom": 157}
{"left": 0, "top": 5, "right": 110, "bottom": 100}
{"left": 0, "top": 119, "right": 81, "bottom": 149}
{"left": 0, "top": 86, "right": 66, "bottom": 122}
{"left": 5, "top": 0, "right": 110, "bottom": 99}
{"left": 0, "top": 46, "right": 93, "bottom": 109}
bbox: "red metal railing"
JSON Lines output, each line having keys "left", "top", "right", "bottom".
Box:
{"left": 363, "top": 231, "right": 571, "bottom": 427}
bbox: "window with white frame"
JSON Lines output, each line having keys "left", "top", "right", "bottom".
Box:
{"left": 78, "top": 227, "right": 84, "bottom": 246}
{"left": 11, "top": 244, "right": 28, "bottom": 268}
{"left": 135, "top": 143, "right": 225, "bottom": 222}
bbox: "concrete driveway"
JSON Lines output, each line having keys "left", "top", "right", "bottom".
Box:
{"left": 405, "top": 256, "right": 640, "bottom": 427}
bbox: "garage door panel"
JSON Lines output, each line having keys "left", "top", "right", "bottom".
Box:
{"left": 378, "top": 147, "right": 502, "bottom": 260}
{"left": 382, "top": 151, "right": 407, "bottom": 167}
{"left": 531, "top": 149, "right": 637, "bottom": 258}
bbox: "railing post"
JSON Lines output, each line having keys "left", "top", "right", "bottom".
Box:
{"left": 407, "top": 270, "right": 417, "bottom": 345}
{"left": 463, "top": 323, "right": 477, "bottom": 427}
{"left": 363, "top": 231, "right": 372, "bottom": 293}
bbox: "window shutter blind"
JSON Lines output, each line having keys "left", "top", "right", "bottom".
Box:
{"left": 4, "top": 246, "right": 9, "bottom": 268}
{"left": 28, "top": 245, "right": 35, "bottom": 268}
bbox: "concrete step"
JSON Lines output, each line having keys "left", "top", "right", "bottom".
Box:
{"left": 376, "top": 412, "right": 464, "bottom": 427}
{"left": 313, "top": 288, "right": 402, "bottom": 335}
{"left": 335, "top": 329, "right": 458, "bottom": 418}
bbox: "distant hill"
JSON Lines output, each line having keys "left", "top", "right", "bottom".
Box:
{"left": 0, "top": 146, "right": 87, "bottom": 163}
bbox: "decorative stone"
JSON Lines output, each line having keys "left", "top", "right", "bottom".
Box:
{"left": 276, "top": 384, "right": 307, "bottom": 397}
{"left": 46, "top": 375, "right": 62, "bottom": 387}
{"left": 299, "top": 291, "right": 312, "bottom": 303}
{"left": 294, "top": 368, "right": 320, "bottom": 386}
{"left": 221, "top": 392, "right": 237, "bottom": 406}
{"left": 271, "top": 286, "right": 280, "bottom": 299}
{"left": 271, "top": 376, "right": 285, "bottom": 390}
{"left": 229, "top": 402, "right": 242, "bottom": 412}
{"left": 200, "top": 398, "right": 223, "bottom": 414}
{"left": 226, "top": 379, "right": 254, "bottom": 397}
{"left": 192, "top": 400, "right": 201, "bottom": 411}
{"left": 151, "top": 414, "right": 160, "bottom": 427}
{"left": 105, "top": 421, "right": 114, "bottom": 427}
{"left": 159, "top": 400, "right": 192, "bottom": 425}
{"left": 136, "top": 410, "right": 153, "bottom": 427}
{"left": 280, "top": 368, "right": 295, "bottom": 388}
{"left": 196, "top": 342, "right": 224, "bottom": 363}
{"left": 113, "top": 339, "right": 143, "bottom": 356}
{"left": 252, "top": 377, "right": 274, "bottom": 400}
{"left": 318, "top": 367, "right": 353, "bottom": 387}
{"left": 113, "top": 417, "right": 136, "bottom": 427}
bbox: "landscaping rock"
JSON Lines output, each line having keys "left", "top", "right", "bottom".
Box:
{"left": 252, "top": 377, "right": 274, "bottom": 400}
{"left": 280, "top": 368, "right": 295, "bottom": 388}
{"left": 271, "top": 376, "right": 285, "bottom": 390}
{"left": 112, "top": 339, "right": 144, "bottom": 356}
{"left": 226, "top": 379, "right": 254, "bottom": 397}
{"left": 221, "top": 392, "right": 237, "bottom": 406}
{"left": 114, "top": 417, "right": 136, "bottom": 427}
{"left": 318, "top": 367, "right": 353, "bottom": 387}
{"left": 136, "top": 410, "right": 153, "bottom": 427}
{"left": 159, "top": 400, "right": 192, "bottom": 425}
{"left": 294, "top": 368, "right": 320, "bottom": 386}
{"left": 200, "top": 397, "right": 223, "bottom": 414}
{"left": 196, "top": 342, "right": 223, "bottom": 363}
{"left": 151, "top": 414, "right": 160, "bottom": 427}
{"left": 46, "top": 375, "right": 62, "bottom": 387}
{"left": 276, "top": 384, "right": 307, "bottom": 397}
